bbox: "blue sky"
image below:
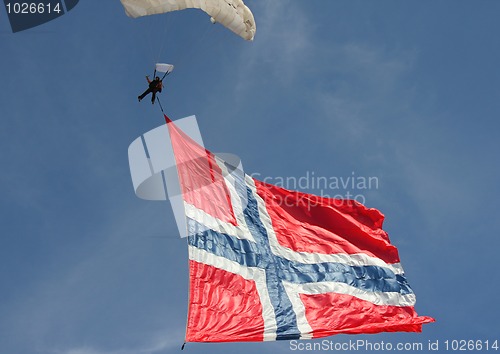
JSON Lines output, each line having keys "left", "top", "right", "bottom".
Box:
{"left": 1, "top": 1, "right": 499, "bottom": 353}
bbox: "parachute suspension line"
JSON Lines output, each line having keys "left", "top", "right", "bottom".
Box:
{"left": 198, "top": 24, "right": 226, "bottom": 61}
{"left": 171, "top": 19, "right": 216, "bottom": 71}
{"left": 146, "top": 14, "right": 161, "bottom": 65}
{"left": 143, "top": 14, "right": 169, "bottom": 67}
{"left": 155, "top": 14, "right": 170, "bottom": 63}
{"left": 160, "top": 70, "right": 170, "bottom": 81}
{"left": 156, "top": 96, "right": 165, "bottom": 113}
{"left": 192, "top": 23, "right": 226, "bottom": 69}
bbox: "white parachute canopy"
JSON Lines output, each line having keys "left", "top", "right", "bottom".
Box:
{"left": 120, "top": 0, "right": 256, "bottom": 41}
{"left": 155, "top": 63, "right": 174, "bottom": 74}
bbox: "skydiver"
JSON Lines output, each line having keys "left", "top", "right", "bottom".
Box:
{"left": 138, "top": 76, "right": 163, "bottom": 104}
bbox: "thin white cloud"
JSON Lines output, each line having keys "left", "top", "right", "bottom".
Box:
{"left": 1, "top": 194, "right": 186, "bottom": 353}
{"left": 314, "top": 42, "right": 418, "bottom": 141}
{"left": 235, "top": 0, "right": 314, "bottom": 93}
{"left": 52, "top": 331, "right": 181, "bottom": 354}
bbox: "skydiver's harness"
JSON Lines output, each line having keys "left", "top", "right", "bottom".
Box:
{"left": 149, "top": 67, "right": 171, "bottom": 93}
{"left": 148, "top": 79, "right": 162, "bottom": 92}
{"left": 150, "top": 68, "right": 171, "bottom": 114}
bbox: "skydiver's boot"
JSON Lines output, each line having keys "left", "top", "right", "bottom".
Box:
{"left": 138, "top": 96, "right": 141, "bottom": 102}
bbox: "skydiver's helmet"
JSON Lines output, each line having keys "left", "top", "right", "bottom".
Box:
{"left": 155, "top": 76, "right": 160, "bottom": 81}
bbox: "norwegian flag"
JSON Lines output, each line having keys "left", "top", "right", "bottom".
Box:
{"left": 164, "top": 116, "right": 434, "bottom": 343}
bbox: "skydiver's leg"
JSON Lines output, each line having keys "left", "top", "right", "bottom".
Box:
{"left": 138, "top": 88, "right": 152, "bottom": 101}
{"left": 151, "top": 91, "right": 156, "bottom": 104}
